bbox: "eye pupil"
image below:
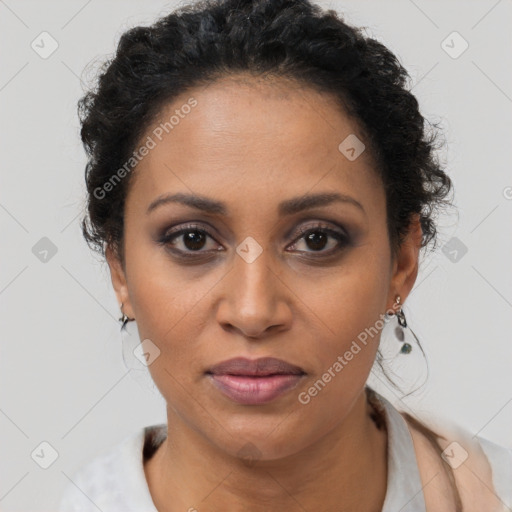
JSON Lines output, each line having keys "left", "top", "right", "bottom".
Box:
{"left": 184, "top": 230, "right": 206, "bottom": 250}
{"left": 305, "top": 231, "right": 328, "bottom": 251}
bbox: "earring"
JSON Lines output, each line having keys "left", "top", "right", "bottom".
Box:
{"left": 393, "top": 295, "right": 412, "bottom": 354}
{"left": 118, "top": 302, "right": 134, "bottom": 331}
{"left": 117, "top": 303, "right": 157, "bottom": 393}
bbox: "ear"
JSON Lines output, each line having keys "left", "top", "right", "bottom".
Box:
{"left": 105, "top": 245, "right": 134, "bottom": 319}
{"left": 388, "top": 214, "right": 423, "bottom": 307}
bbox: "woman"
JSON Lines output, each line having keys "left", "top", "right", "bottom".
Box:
{"left": 59, "top": 0, "right": 512, "bottom": 510}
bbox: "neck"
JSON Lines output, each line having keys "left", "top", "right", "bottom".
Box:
{"left": 144, "top": 388, "right": 388, "bottom": 512}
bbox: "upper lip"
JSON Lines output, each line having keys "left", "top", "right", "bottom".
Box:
{"left": 207, "top": 357, "right": 306, "bottom": 376}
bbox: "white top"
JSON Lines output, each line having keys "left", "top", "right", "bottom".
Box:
{"left": 58, "top": 393, "right": 512, "bottom": 511}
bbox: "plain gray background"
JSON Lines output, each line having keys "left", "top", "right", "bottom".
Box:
{"left": 1, "top": 0, "right": 511, "bottom": 510}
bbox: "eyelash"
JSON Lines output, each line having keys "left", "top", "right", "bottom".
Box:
{"left": 157, "top": 222, "right": 350, "bottom": 260}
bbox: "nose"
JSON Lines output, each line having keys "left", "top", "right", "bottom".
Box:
{"left": 215, "top": 247, "right": 293, "bottom": 339}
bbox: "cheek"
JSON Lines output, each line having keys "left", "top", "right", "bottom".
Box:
{"left": 124, "top": 226, "right": 207, "bottom": 337}
{"left": 128, "top": 286, "right": 209, "bottom": 408}
{"left": 128, "top": 275, "right": 205, "bottom": 358}
{"left": 297, "top": 245, "right": 391, "bottom": 388}
{"left": 302, "top": 243, "right": 391, "bottom": 342}
{"left": 294, "top": 275, "right": 388, "bottom": 431}
{"left": 125, "top": 259, "right": 221, "bottom": 404}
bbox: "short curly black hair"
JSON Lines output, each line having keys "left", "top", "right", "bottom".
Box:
{"left": 78, "top": 0, "right": 452, "bottom": 267}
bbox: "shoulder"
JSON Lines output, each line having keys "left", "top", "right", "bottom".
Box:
{"left": 403, "top": 411, "right": 512, "bottom": 512}
{"left": 58, "top": 426, "right": 159, "bottom": 512}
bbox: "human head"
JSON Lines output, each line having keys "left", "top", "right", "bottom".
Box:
{"left": 79, "top": 0, "right": 452, "bottom": 460}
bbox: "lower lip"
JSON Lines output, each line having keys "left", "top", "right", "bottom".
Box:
{"left": 208, "top": 374, "right": 304, "bottom": 405}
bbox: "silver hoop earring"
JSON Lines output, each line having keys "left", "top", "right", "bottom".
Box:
{"left": 118, "top": 302, "right": 134, "bottom": 331}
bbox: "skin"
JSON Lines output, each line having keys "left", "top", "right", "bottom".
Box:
{"left": 106, "top": 74, "right": 423, "bottom": 512}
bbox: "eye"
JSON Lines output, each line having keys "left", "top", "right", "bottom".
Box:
{"left": 288, "top": 223, "right": 349, "bottom": 255}
{"left": 157, "top": 221, "right": 350, "bottom": 260}
{"left": 158, "top": 224, "right": 222, "bottom": 255}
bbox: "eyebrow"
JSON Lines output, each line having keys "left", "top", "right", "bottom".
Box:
{"left": 146, "top": 192, "right": 365, "bottom": 216}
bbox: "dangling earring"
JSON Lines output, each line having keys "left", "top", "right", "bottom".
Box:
{"left": 393, "top": 295, "right": 412, "bottom": 354}
{"left": 119, "top": 302, "right": 139, "bottom": 370}
{"left": 117, "top": 303, "right": 157, "bottom": 393}
{"left": 118, "top": 302, "right": 134, "bottom": 331}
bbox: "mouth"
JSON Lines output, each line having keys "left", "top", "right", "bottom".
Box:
{"left": 206, "top": 357, "right": 306, "bottom": 405}
{"left": 207, "top": 356, "right": 306, "bottom": 377}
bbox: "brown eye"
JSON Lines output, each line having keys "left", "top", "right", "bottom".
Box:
{"left": 288, "top": 224, "right": 349, "bottom": 255}
{"left": 158, "top": 223, "right": 222, "bottom": 256}
{"left": 303, "top": 231, "right": 329, "bottom": 251}
{"left": 181, "top": 230, "right": 207, "bottom": 250}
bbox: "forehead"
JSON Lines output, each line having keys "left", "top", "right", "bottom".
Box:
{"left": 127, "top": 74, "right": 383, "bottom": 211}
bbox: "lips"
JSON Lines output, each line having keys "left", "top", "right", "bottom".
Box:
{"left": 206, "top": 357, "right": 306, "bottom": 405}
{"left": 206, "top": 357, "right": 306, "bottom": 377}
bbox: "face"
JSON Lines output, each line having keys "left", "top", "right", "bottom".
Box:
{"left": 107, "top": 75, "right": 421, "bottom": 461}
